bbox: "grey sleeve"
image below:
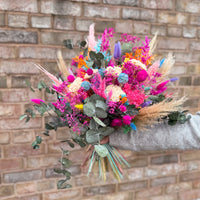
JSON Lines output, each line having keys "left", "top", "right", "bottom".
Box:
{"left": 109, "top": 112, "right": 200, "bottom": 151}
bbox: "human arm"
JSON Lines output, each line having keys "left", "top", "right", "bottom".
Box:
{"left": 109, "top": 112, "right": 200, "bottom": 151}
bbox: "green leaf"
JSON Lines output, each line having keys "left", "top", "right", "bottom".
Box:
{"left": 25, "top": 80, "right": 35, "bottom": 92}
{"left": 95, "top": 100, "right": 107, "bottom": 111}
{"left": 83, "top": 47, "right": 88, "bottom": 57}
{"left": 123, "top": 125, "right": 131, "bottom": 134}
{"left": 25, "top": 115, "right": 30, "bottom": 123}
{"left": 99, "top": 127, "right": 114, "bottom": 136}
{"left": 86, "top": 130, "right": 100, "bottom": 144}
{"left": 93, "top": 116, "right": 106, "bottom": 127}
{"left": 96, "top": 52, "right": 104, "bottom": 60}
{"left": 94, "top": 144, "right": 109, "bottom": 157}
{"left": 63, "top": 39, "right": 73, "bottom": 49}
{"left": 33, "top": 145, "right": 39, "bottom": 149}
{"left": 89, "top": 51, "right": 96, "bottom": 60}
{"left": 36, "top": 136, "right": 42, "bottom": 144}
{"left": 19, "top": 114, "right": 27, "bottom": 121}
{"left": 79, "top": 40, "right": 86, "bottom": 48}
{"left": 67, "top": 141, "right": 75, "bottom": 148}
{"left": 31, "top": 140, "right": 38, "bottom": 147}
{"left": 95, "top": 108, "right": 107, "bottom": 118}
{"left": 60, "top": 158, "right": 71, "bottom": 168}
{"left": 38, "top": 81, "right": 46, "bottom": 91}
{"left": 83, "top": 102, "right": 95, "bottom": 117}
{"left": 89, "top": 118, "right": 97, "bottom": 130}
{"left": 61, "top": 148, "right": 69, "bottom": 156}
{"left": 57, "top": 179, "right": 67, "bottom": 189}
{"left": 45, "top": 123, "right": 54, "bottom": 130}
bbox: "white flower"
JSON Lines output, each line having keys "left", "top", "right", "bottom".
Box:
{"left": 106, "top": 66, "right": 122, "bottom": 76}
{"left": 105, "top": 84, "right": 125, "bottom": 102}
{"left": 68, "top": 77, "right": 82, "bottom": 92}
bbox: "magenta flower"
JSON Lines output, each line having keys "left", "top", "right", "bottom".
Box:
{"left": 136, "top": 70, "right": 148, "bottom": 82}
{"left": 31, "top": 99, "right": 44, "bottom": 104}
{"left": 122, "top": 115, "right": 131, "bottom": 125}
{"left": 111, "top": 118, "right": 122, "bottom": 127}
{"left": 119, "top": 104, "right": 127, "bottom": 112}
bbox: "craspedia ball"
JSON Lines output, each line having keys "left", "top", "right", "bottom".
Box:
{"left": 87, "top": 68, "right": 93, "bottom": 75}
{"left": 81, "top": 81, "right": 91, "bottom": 91}
{"left": 67, "top": 75, "right": 75, "bottom": 83}
{"left": 118, "top": 73, "right": 129, "bottom": 84}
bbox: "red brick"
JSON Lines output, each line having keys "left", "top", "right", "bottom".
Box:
{"left": 180, "top": 171, "right": 200, "bottom": 182}
{"left": 0, "top": 132, "right": 10, "bottom": 144}
{"left": 84, "top": 5, "right": 120, "bottom": 19}
{"left": 54, "top": 16, "right": 74, "bottom": 30}
{"left": 83, "top": 184, "right": 116, "bottom": 196}
{"left": 102, "top": 192, "right": 133, "bottom": 200}
{"left": 0, "top": 61, "right": 40, "bottom": 74}
{"left": 0, "top": 185, "right": 14, "bottom": 198}
{"left": 0, "top": 46, "right": 16, "bottom": 58}
{"left": 136, "top": 187, "right": 162, "bottom": 199}
{"left": 116, "top": 21, "right": 133, "bottom": 34}
{"left": 157, "top": 38, "right": 188, "bottom": 50}
{"left": 180, "top": 151, "right": 200, "bottom": 161}
{"left": 4, "top": 144, "right": 44, "bottom": 157}
{"left": 4, "top": 170, "right": 42, "bottom": 183}
{"left": 31, "top": 16, "right": 52, "bottom": 29}
{"left": 119, "top": 180, "right": 148, "bottom": 191}
{"left": 40, "top": 31, "right": 81, "bottom": 46}
{"left": 13, "top": 130, "right": 34, "bottom": 144}
{"left": 122, "top": 8, "right": 140, "bottom": 20}
{"left": 158, "top": 12, "right": 187, "bottom": 25}
{"left": 133, "top": 22, "right": 150, "bottom": 35}
{"left": 0, "top": 158, "right": 23, "bottom": 171}
{"left": 0, "top": 0, "right": 38, "bottom": 12}
{"left": 41, "top": 0, "right": 81, "bottom": 16}
{"left": 127, "top": 168, "right": 144, "bottom": 181}
{"left": 165, "top": 182, "right": 192, "bottom": 194}
{"left": 178, "top": 189, "right": 200, "bottom": 200}
{"left": 44, "top": 189, "right": 81, "bottom": 200}
{"left": 150, "top": 195, "right": 177, "bottom": 200}
{"left": 6, "top": 195, "right": 41, "bottom": 200}
{"left": 103, "top": 0, "right": 138, "bottom": 6}
{"left": 141, "top": 0, "right": 173, "bottom": 9}
{"left": 37, "top": 179, "right": 55, "bottom": 191}
{"left": 0, "top": 118, "right": 42, "bottom": 130}
{"left": 16, "top": 182, "right": 37, "bottom": 194}
{"left": 151, "top": 176, "right": 176, "bottom": 187}
{"left": 27, "top": 156, "right": 59, "bottom": 168}
{"left": 0, "top": 104, "right": 21, "bottom": 117}
{"left": 151, "top": 154, "right": 178, "bottom": 165}
{"left": 8, "top": 14, "right": 29, "bottom": 28}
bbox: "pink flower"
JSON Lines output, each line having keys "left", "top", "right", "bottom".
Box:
{"left": 136, "top": 70, "right": 148, "bottom": 82}
{"left": 111, "top": 118, "right": 122, "bottom": 127}
{"left": 119, "top": 105, "right": 127, "bottom": 112}
{"left": 123, "top": 115, "right": 131, "bottom": 125}
{"left": 31, "top": 99, "right": 44, "bottom": 104}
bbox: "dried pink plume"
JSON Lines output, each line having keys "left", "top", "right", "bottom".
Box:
{"left": 88, "top": 23, "right": 96, "bottom": 51}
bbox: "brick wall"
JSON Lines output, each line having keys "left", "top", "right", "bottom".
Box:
{"left": 0, "top": 0, "right": 200, "bottom": 199}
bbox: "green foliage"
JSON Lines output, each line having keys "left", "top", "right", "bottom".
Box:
{"left": 161, "top": 110, "right": 191, "bottom": 126}
{"left": 63, "top": 39, "right": 73, "bottom": 49}
{"left": 121, "top": 43, "right": 132, "bottom": 54}
{"left": 94, "top": 144, "right": 109, "bottom": 157}
{"left": 25, "top": 80, "right": 35, "bottom": 92}
{"left": 123, "top": 125, "right": 131, "bottom": 134}
{"left": 32, "top": 136, "right": 42, "bottom": 149}
{"left": 89, "top": 51, "right": 104, "bottom": 69}
{"left": 19, "top": 108, "right": 35, "bottom": 123}
{"left": 148, "top": 94, "right": 166, "bottom": 104}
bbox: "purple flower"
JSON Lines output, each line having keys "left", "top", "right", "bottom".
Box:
{"left": 114, "top": 41, "right": 121, "bottom": 59}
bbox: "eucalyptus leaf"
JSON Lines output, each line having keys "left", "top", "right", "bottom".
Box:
{"left": 96, "top": 52, "right": 104, "bottom": 60}
{"left": 94, "top": 144, "right": 108, "bottom": 157}
{"left": 93, "top": 116, "right": 106, "bottom": 127}
{"left": 36, "top": 136, "right": 42, "bottom": 144}
{"left": 19, "top": 114, "right": 27, "bottom": 121}
{"left": 63, "top": 39, "right": 73, "bottom": 49}
{"left": 60, "top": 158, "right": 71, "bottom": 168}
{"left": 99, "top": 127, "right": 114, "bottom": 136}
{"left": 86, "top": 130, "right": 102, "bottom": 144}
{"left": 95, "top": 108, "right": 107, "bottom": 118}
{"left": 83, "top": 102, "right": 95, "bottom": 117}
{"left": 89, "top": 51, "right": 96, "bottom": 59}
{"left": 95, "top": 100, "right": 107, "bottom": 111}
{"left": 89, "top": 118, "right": 97, "bottom": 130}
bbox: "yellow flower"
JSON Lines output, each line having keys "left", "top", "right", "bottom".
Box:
{"left": 75, "top": 104, "right": 83, "bottom": 110}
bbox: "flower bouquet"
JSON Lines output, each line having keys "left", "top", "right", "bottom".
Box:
{"left": 21, "top": 24, "right": 189, "bottom": 189}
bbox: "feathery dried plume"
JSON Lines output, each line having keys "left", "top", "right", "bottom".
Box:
{"left": 34, "top": 64, "right": 62, "bottom": 87}
{"left": 57, "top": 51, "right": 70, "bottom": 80}
{"left": 88, "top": 23, "right": 96, "bottom": 51}
{"left": 157, "top": 53, "right": 175, "bottom": 79}
{"left": 149, "top": 32, "right": 158, "bottom": 56}
{"left": 134, "top": 97, "right": 186, "bottom": 129}
{"left": 130, "top": 59, "right": 147, "bottom": 70}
